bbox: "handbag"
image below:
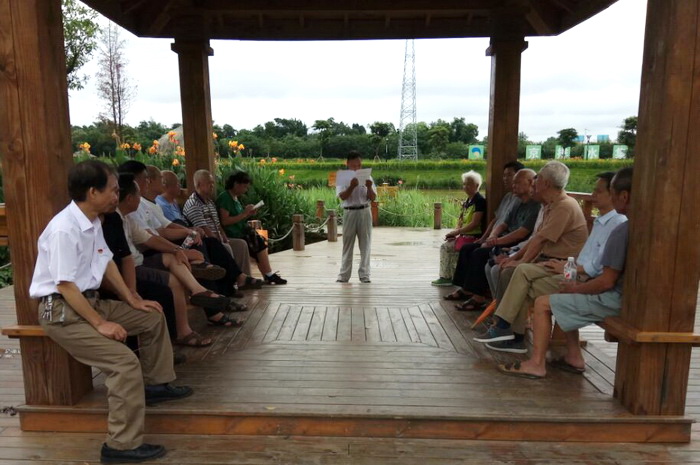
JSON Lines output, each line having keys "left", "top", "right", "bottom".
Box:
{"left": 454, "top": 235, "right": 476, "bottom": 251}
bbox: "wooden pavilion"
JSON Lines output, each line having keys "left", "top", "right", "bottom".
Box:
{"left": 1, "top": 0, "right": 699, "bottom": 444}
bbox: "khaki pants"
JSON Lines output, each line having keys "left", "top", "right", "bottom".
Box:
{"left": 338, "top": 208, "right": 372, "bottom": 281}
{"left": 39, "top": 296, "right": 175, "bottom": 450}
{"left": 494, "top": 263, "right": 561, "bottom": 334}
{"left": 228, "top": 238, "right": 252, "bottom": 276}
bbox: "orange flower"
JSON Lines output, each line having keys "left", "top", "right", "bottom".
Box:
{"left": 271, "top": 157, "right": 278, "bottom": 163}
{"left": 148, "top": 146, "right": 157, "bottom": 155}
{"left": 132, "top": 142, "right": 142, "bottom": 152}
{"left": 172, "top": 159, "right": 180, "bottom": 167}
{"left": 289, "top": 175, "right": 295, "bottom": 180}
{"left": 259, "top": 159, "right": 267, "bottom": 165}
{"left": 79, "top": 142, "right": 91, "bottom": 152}
{"left": 153, "top": 140, "right": 160, "bottom": 147}
{"left": 120, "top": 143, "right": 131, "bottom": 150}
{"left": 212, "top": 132, "right": 218, "bottom": 139}
{"left": 278, "top": 169, "right": 285, "bottom": 175}
{"left": 175, "top": 146, "right": 185, "bottom": 157}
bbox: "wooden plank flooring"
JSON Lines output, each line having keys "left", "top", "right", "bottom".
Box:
{"left": 2, "top": 227, "right": 700, "bottom": 462}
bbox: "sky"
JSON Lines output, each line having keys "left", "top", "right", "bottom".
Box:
{"left": 68, "top": 0, "right": 647, "bottom": 143}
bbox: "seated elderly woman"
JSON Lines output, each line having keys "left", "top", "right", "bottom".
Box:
{"left": 432, "top": 170, "right": 486, "bottom": 286}
{"left": 216, "top": 171, "right": 287, "bottom": 285}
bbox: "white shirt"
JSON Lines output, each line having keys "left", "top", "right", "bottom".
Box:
{"left": 117, "top": 208, "right": 152, "bottom": 267}
{"left": 336, "top": 175, "right": 375, "bottom": 208}
{"left": 29, "top": 202, "right": 113, "bottom": 298}
{"left": 576, "top": 210, "right": 627, "bottom": 277}
{"left": 130, "top": 198, "right": 171, "bottom": 235}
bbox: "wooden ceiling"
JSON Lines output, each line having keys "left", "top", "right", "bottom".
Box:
{"left": 81, "top": 0, "right": 620, "bottom": 41}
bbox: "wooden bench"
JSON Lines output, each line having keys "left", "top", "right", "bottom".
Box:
{"left": 598, "top": 317, "right": 700, "bottom": 347}
{"left": 2, "top": 324, "right": 46, "bottom": 338}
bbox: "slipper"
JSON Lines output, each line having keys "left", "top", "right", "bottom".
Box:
{"left": 174, "top": 331, "right": 212, "bottom": 347}
{"left": 497, "top": 361, "right": 545, "bottom": 380}
{"left": 549, "top": 358, "right": 585, "bottom": 374}
{"left": 443, "top": 289, "right": 469, "bottom": 301}
{"left": 190, "top": 290, "right": 229, "bottom": 310}
{"left": 455, "top": 297, "right": 489, "bottom": 312}
{"left": 207, "top": 313, "right": 242, "bottom": 328}
{"left": 190, "top": 262, "right": 226, "bottom": 281}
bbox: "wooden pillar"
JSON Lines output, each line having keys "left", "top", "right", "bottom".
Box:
{"left": 433, "top": 203, "right": 442, "bottom": 229}
{"left": 0, "top": 0, "right": 92, "bottom": 404}
{"left": 613, "top": 0, "right": 700, "bottom": 416}
{"left": 171, "top": 38, "right": 215, "bottom": 188}
{"left": 292, "top": 214, "right": 305, "bottom": 251}
{"left": 327, "top": 210, "right": 338, "bottom": 242}
{"left": 484, "top": 38, "right": 527, "bottom": 222}
{"left": 370, "top": 201, "right": 379, "bottom": 227}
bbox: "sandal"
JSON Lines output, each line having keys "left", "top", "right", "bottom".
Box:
{"left": 207, "top": 313, "right": 242, "bottom": 328}
{"left": 497, "top": 361, "right": 545, "bottom": 380}
{"left": 190, "top": 290, "right": 229, "bottom": 310}
{"left": 238, "top": 276, "right": 264, "bottom": 290}
{"left": 190, "top": 262, "right": 226, "bottom": 281}
{"left": 455, "top": 297, "right": 490, "bottom": 312}
{"left": 174, "top": 331, "right": 212, "bottom": 347}
{"left": 443, "top": 289, "right": 470, "bottom": 301}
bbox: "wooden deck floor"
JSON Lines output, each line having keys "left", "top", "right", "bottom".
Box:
{"left": 2, "top": 227, "right": 700, "bottom": 463}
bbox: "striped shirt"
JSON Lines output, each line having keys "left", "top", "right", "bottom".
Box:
{"left": 183, "top": 192, "right": 221, "bottom": 232}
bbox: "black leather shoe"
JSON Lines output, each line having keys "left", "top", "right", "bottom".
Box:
{"left": 145, "top": 383, "right": 193, "bottom": 406}
{"left": 100, "top": 443, "right": 166, "bottom": 463}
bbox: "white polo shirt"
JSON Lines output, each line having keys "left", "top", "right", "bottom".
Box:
{"left": 130, "top": 198, "right": 171, "bottom": 235}
{"left": 336, "top": 176, "right": 375, "bottom": 209}
{"left": 116, "top": 208, "right": 153, "bottom": 267}
{"left": 29, "top": 201, "right": 113, "bottom": 298}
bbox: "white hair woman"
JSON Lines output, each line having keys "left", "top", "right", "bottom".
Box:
{"left": 432, "top": 170, "right": 487, "bottom": 286}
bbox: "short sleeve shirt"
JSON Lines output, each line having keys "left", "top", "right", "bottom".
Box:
{"left": 537, "top": 195, "right": 589, "bottom": 259}
{"left": 336, "top": 173, "right": 376, "bottom": 208}
{"left": 29, "top": 202, "right": 113, "bottom": 298}
{"left": 155, "top": 195, "right": 185, "bottom": 223}
{"left": 504, "top": 199, "right": 541, "bottom": 235}
{"left": 183, "top": 192, "right": 221, "bottom": 232}
{"left": 461, "top": 192, "right": 487, "bottom": 236}
{"left": 600, "top": 221, "right": 629, "bottom": 293}
{"left": 216, "top": 191, "right": 246, "bottom": 239}
{"left": 494, "top": 192, "right": 520, "bottom": 227}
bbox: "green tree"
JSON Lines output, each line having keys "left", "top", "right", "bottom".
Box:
{"left": 517, "top": 132, "right": 532, "bottom": 159}
{"left": 450, "top": 117, "right": 479, "bottom": 144}
{"left": 222, "top": 124, "right": 236, "bottom": 138}
{"left": 312, "top": 118, "right": 334, "bottom": 157}
{"left": 428, "top": 121, "right": 450, "bottom": 155}
{"left": 62, "top": 0, "right": 100, "bottom": 90}
{"left": 617, "top": 116, "right": 637, "bottom": 155}
{"left": 369, "top": 122, "right": 394, "bottom": 158}
{"left": 557, "top": 128, "right": 579, "bottom": 151}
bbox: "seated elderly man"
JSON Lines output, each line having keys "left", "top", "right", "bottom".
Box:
{"left": 475, "top": 172, "right": 627, "bottom": 353}
{"left": 29, "top": 160, "right": 191, "bottom": 463}
{"left": 183, "top": 169, "right": 265, "bottom": 289}
{"left": 447, "top": 169, "right": 540, "bottom": 310}
{"left": 498, "top": 167, "right": 633, "bottom": 379}
{"left": 156, "top": 169, "right": 253, "bottom": 278}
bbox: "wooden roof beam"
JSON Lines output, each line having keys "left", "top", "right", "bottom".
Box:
{"left": 524, "top": 0, "right": 560, "bottom": 35}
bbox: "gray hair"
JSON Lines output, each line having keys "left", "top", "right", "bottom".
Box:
{"left": 193, "top": 169, "right": 212, "bottom": 186}
{"left": 538, "top": 161, "right": 570, "bottom": 190}
{"left": 461, "top": 170, "right": 482, "bottom": 188}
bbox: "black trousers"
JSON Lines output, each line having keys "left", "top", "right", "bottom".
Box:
{"left": 451, "top": 243, "right": 493, "bottom": 297}
{"left": 202, "top": 237, "right": 243, "bottom": 298}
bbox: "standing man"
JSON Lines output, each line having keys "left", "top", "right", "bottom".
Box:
{"left": 29, "top": 160, "right": 192, "bottom": 463}
{"left": 336, "top": 151, "right": 376, "bottom": 283}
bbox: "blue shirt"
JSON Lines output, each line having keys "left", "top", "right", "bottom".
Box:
{"left": 576, "top": 209, "right": 627, "bottom": 277}
{"left": 155, "top": 195, "right": 185, "bottom": 223}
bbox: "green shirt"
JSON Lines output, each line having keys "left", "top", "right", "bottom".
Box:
{"left": 216, "top": 191, "right": 246, "bottom": 238}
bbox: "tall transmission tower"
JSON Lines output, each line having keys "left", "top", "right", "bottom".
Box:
{"left": 397, "top": 39, "right": 418, "bottom": 160}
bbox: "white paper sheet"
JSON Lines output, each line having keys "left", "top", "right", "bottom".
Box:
{"left": 336, "top": 168, "right": 372, "bottom": 186}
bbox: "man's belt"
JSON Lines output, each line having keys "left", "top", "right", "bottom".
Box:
{"left": 40, "top": 290, "right": 99, "bottom": 303}
{"left": 344, "top": 205, "right": 368, "bottom": 210}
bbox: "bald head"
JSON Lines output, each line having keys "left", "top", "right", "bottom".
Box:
{"left": 194, "top": 169, "right": 216, "bottom": 199}
{"left": 512, "top": 169, "right": 536, "bottom": 198}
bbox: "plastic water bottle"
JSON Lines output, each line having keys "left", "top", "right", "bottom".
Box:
{"left": 563, "top": 256, "right": 577, "bottom": 282}
{"left": 181, "top": 230, "right": 197, "bottom": 249}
